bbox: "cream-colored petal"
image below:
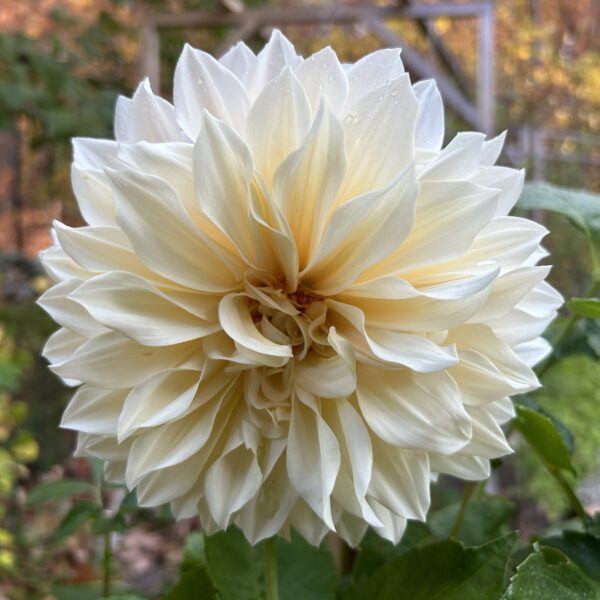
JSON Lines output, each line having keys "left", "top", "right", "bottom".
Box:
{"left": 302, "top": 164, "right": 417, "bottom": 294}
{"left": 486, "top": 396, "right": 516, "bottom": 425}
{"left": 472, "top": 166, "right": 524, "bottom": 217}
{"left": 104, "top": 460, "right": 126, "bottom": 484}
{"left": 61, "top": 386, "right": 127, "bottom": 436}
{"left": 289, "top": 500, "right": 330, "bottom": 545}
{"left": 219, "top": 294, "right": 293, "bottom": 366}
{"left": 114, "top": 79, "right": 181, "bottom": 143}
{"left": 71, "top": 164, "right": 116, "bottom": 227}
{"left": 295, "top": 46, "right": 348, "bottom": 114}
{"left": 272, "top": 100, "right": 346, "bottom": 267}
{"left": 334, "top": 511, "right": 368, "bottom": 547}
{"left": 117, "top": 141, "right": 237, "bottom": 250}
{"left": 42, "top": 327, "right": 85, "bottom": 365}
{"left": 205, "top": 443, "right": 263, "bottom": 528}
{"left": 429, "top": 453, "right": 490, "bottom": 481}
{"left": 37, "top": 279, "right": 107, "bottom": 338}
{"left": 513, "top": 337, "right": 552, "bottom": 367}
{"left": 490, "top": 281, "right": 562, "bottom": 345}
{"left": 53, "top": 222, "right": 165, "bottom": 283}
{"left": 117, "top": 142, "right": 195, "bottom": 209}
{"left": 51, "top": 331, "right": 197, "bottom": 388}
{"left": 467, "top": 217, "right": 549, "bottom": 272}
{"left": 345, "top": 48, "right": 404, "bottom": 106}
{"left": 368, "top": 441, "right": 430, "bottom": 521}
{"left": 247, "top": 67, "right": 311, "bottom": 188}
{"left": 480, "top": 131, "right": 507, "bottom": 166}
{"left": 39, "top": 245, "right": 90, "bottom": 283}
{"left": 413, "top": 79, "right": 444, "bottom": 151}
{"left": 249, "top": 179, "right": 299, "bottom": 291}
{"left": 327, "top": 398, "right": 382, "bottom": 528}
{"left": 470, "top": 266, "right": 551, "bottom": 323}
{"left": 75, "top": 433, "right": 132, "bottom": 462}
{"left": 287, "top": 389, "right": 340, "bottom": 529}
{"left": 357, "top": 366, "right": 471, "bottom": 454}
{"left": 109, "top": 169, "right": 243, "bottom": 291}
{"left": 461, "top": 404, "right": 514, "bottom": 459}
{"left": 363, "top": 180, "right": 498, "bottom": 278}
{"left": 235, "top": 454, "right": 298, "bottom": 544}
{"left": 449, "top": 325, "right": 539, "bottom": 394}
{"left": 219, "top": 41, "right": 256, "bottom": 79}
{"left": 118, "top": 365, "right": 232, "bottom": 441}
{"left": 125, "top": 378, "right": 238, "bottom": 485}
{"left": 73, "top": 138, "right": 125, "bottom": 170}
{"left": 294, "top": 353, "right": 356, "bottom": 398}
{"left": 327, "top": 299, "right": 458, "bottom": 372}
{"left": 242, "top": 30, "right": 302, "bottom": 100}
{"left": 118, "top": 369, "right": 203, "bottom": 441}
{"left": 449, "top": 349, "right": 527, "bottom": 406}
{"left": 173, "top": 44, "right": 250, "bottom": 139}
{"left": 420, "top": 132, "right": 486, "bottom": 181}
{"left": 70, "top": 272, "right": 220, "bottom": 346}
{"left": 337, "top": 74, "right": 416, "bottom": 202}
{"left": 341, "top": 287, "right": 490, "bottom": 333}
{"left": 369, "top": 499, "right": 407, "bottom": 544}
{"left": 194, "top": 113, "right": 258, "bottom": 263}
{"left": 136, "top": 454, "right": 201, "bottom": 506}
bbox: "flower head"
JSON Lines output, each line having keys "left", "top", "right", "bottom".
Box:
{"left": 39, "top": 31, "right": 561, "bottom": 545}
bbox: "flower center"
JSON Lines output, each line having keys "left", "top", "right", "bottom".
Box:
{"left": 286, "top": 285, "right": 325, "bottom": 310}
{"left": 243, "top": 276, "right": 332, "bottom": 360}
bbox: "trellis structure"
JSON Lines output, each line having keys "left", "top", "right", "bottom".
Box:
{"left": 140, "top": 1, "right": 496, "bottom": 134}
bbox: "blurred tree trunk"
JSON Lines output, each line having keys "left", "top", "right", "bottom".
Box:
{"left": 0, "top": 130, "right": 24, "bottom": 253}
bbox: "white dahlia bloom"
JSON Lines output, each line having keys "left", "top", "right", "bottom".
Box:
{"left": 39, "top": 31, "right": 562, "bottom": 546}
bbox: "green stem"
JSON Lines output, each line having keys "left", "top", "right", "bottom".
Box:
{"left": 264, "top": 537, "right": 279, "bottom": 600}
{"left": 450, "top": 482, "right": 476, "bottom": 539}
{"left": 102, "top": 530, "right": 112, "bottom": 598}
{"left": 536, "top": 278, "right": 600, "bottom": 378}
{"left": 547, "top": 465, "right": 588, "bottom": 522}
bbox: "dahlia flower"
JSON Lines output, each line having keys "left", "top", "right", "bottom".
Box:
{"left": 38, "top": 31, "right": 561, "bottom": 546}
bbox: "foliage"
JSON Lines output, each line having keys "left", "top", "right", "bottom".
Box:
{"left": 0, "top": 327, "right": 38, "bottom": 579}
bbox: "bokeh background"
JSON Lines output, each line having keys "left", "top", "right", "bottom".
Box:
{"left": 0, "top": 0, "right": 599, "bottom": 597}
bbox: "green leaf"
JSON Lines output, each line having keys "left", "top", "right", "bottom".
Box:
{"left": 586, "top": 512, "right": 600, "bottom": 537}
{"left": 118, "top": 489, "right": 139, "bottom": 512}
{"left": 178, "top": 528, "right": 339, "bottom": 600}
{"left": 92, "top": 512, "right": 128, "bottom": 535}
{"left": 428, "top": 498, "right": 515, "bottom": 546}
{"left": 205, "top": 527, "right": 261, "bottom": 600}
{"left": 342, "top": 533, "right": 516, "bottom": 600}
{"left": 513, "top": 406, "right": 576, "bottom": 475}
{"left": 51, "top": 583, "right": 102, "bottom": 600}
{"left": 27, "top": 479, "right": 95, "bottom": 506}
{"left": 180, "top": 532, "right": 207, "bottom": 572}
{"left": 502, "top": 547, "right": 597, "bottom": 599}
{"left": 513, "top": 395, "right": 575, "bottom": 455}
{"left": 540, "top": 531, "right": 600, "bottom": 582}
{"left": 277, "top": 532, "right": 338, "bottom": 600}
{"left": 569, "top": 298, "right": 600, "bottom": 320}
{"left": 53, "top": 501, "right": 100, "bottom": 539}
{"left": 163, "top": 565, "right": 219, "bottom": 600}
{"left": 518, "top": 183, "right": 600, "bottom": 234}
{"left": 352, "top": 522, "right": 433, "bottom": 581}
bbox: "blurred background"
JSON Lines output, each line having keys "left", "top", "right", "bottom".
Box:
{"left": 0, "top": 0, "right": 599, "bottom": 597}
